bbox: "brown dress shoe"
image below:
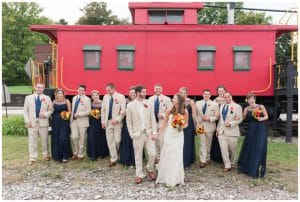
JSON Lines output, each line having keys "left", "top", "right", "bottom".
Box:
{"left": 147, "top": 171, "right": 156, "bottom": 180}
{"left": 71, "top": 155, "right": 78, "bottom": 160}
{"left": 223, "top": 168, "right": 231, "bottom": 172}
{"left": 44, "top": 156, "right": 51, "bottom": 161}
{"left": 108, "top": 161, "right": 117, "bottom": 167}
{"left": 135, "top": 177, "right": 143, "bottom": 184}
{"left": 199, "top": 162, "right": 206, "bottom": 168}
{"left": 28, "top": 160, "right": 36, "bottom": 166}
{"left": 77, "top": 157, "right": 84, "bottom": 161}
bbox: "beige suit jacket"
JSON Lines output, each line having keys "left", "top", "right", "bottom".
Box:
{"left": 148, "top": 94, "right": 171, "bottom": 130}
{"left": 195, "top": 99, "right": 219, "bottom": 132}
{"left": 101, "top": 92, "right": 126, "bottom": 127}
{"left": 217, "top": 102, "right": 243, "bottom": 137}
{"left": 24, "top": 93, "right": 53, "bottom": 128}
{"left": 71, "top": 95, "right": 91, "bottom": 127}
{"left": 126, "top": 99, "right": 157, "bottom": 139}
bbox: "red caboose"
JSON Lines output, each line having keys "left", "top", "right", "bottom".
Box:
{"left": 30, "top": 2, "right": 297, "bottom": 97}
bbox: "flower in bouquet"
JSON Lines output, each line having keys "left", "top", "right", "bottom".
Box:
{"left": 252, "top": 108, "right": 263, "bottom": 120}
{"left": 60, "top": 111, "right": 70, "bottom": 120}
{"left": 171, "top": 113, "right": 185, "bottom": 131}
{"left": 196, "top": 125, "right": 205, "bottom": 135}
{"left": 91, "top": 109, "right": 101, "bottom": 119}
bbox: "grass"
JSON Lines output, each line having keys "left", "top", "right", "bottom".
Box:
{"left": 7, "top": 85, "right": 32, "bottom": 94}
{"left": 2, "top": 134, "right": 298, "bottom": 192}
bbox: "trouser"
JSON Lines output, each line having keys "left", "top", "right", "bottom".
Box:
{"left": 106, "top": 120, "right": 123, "bottom": 162}
{"left": 218, "top": 135, "right": 238, "bottom": 169}
{"left": 71, "top": 120, "right": 88, "bottom": 158}
{"left": 155, "top": 122, "right": 164, "bottom": 160}
{"left": 199, "top": 131, "right": 214, "bottom": 163}
{"left": 133, "top": 130, "right": 157, "bottom": 178}
{"left": 28, "top": 122, "right": 49, "bottom": 161}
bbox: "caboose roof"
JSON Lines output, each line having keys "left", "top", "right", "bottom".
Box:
{"left": 30, "top": 24, "right": 298, "bottom": 42}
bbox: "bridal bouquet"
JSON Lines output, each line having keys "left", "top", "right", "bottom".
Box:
{"left": 196, "top": 125, "right": 205, "bottom": 135}
{"left": 90, "top": 109, "right": 101, "bottom": 119}
{"left": 171, "top": 113, "right": 185, "bottom": 131}
{"left": 60, "top": 111, "right": 70, "bottom": 120}
{"left": 252, "top": 108, "right": 263, "bottom": 120}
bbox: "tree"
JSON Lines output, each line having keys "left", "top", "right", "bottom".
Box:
{"left": 2, "top": 2, "right": 53, "bottom": 85}
{"left": 77, "top": 2, "right": 129, "bottom": 25}
{"left": 56, "top": 18, "right": 68, "bottom": 25}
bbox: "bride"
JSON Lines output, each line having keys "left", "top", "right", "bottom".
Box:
{"left": 155, "top": 93, "right": 189, "bottom": 187}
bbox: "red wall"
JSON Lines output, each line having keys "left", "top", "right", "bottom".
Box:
{"left": 57, "top": 27, "right": 276, "bottom": 96}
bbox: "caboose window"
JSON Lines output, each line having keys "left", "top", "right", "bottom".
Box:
{"left": 233, "top": 46, "right": 252, "bottom": 71}
{"left": 117, "top": 46, "right": 135, "bottom": 70}
{"left": 82, "top": 45, "right": 101, "bottom": 70}
{"left": 197, "top": 46, "right": 216, "bottom": 70}
{"left": 149, "top": 9, "right": 184, "bottom": 24}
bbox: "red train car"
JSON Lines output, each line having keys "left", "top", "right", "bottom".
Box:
{"left": 30, "top": 2, "right": 297, "bottom": 97}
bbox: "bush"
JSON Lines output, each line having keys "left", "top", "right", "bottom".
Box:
{"left": 2, "top": 116, "right": 28, "bottom": 136}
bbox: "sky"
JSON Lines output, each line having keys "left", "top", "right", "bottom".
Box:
{"left": 28, "top": 0, "right": 299, "bottom": 25}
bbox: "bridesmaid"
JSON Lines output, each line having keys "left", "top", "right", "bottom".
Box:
{"left": 51, "top": 89, "right": 72, "bottom": 163}
{"left": 211, "top": 85, "right": 226, "bottom": 163}
{"left": 119, "top": 86, "right": 136, "bottom": 167}
{"left": 238, "top": 93, "right": 268, "bottom": 178}
{"left": 179, "top": 87, "right": 197, "bottom": 169}
{"left": 86, "top": 90, "right": 109, "bottom": 161}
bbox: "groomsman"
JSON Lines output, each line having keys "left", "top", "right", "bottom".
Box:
{"left": 24, "top": 83, "right": 53, "bottom": 165}
{"left": 70, "top": 84, "right": 91, "bottom": 160}
{"left": 195, "top": 89, "right": 219, "bottom": 168}
{"left": 148, "top": 84, "right": 171, "bottom": 162}
{"left": 101, "top": 83, "right": 126, "bottom": 166}
{"left": 217, "top": 92, "right": 242, "bottom": 172}
{"left": 126, "top": 85, "right": 157, "bottom": 184}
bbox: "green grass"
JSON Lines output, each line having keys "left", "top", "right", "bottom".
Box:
{"left": 7, "top": 85, "right": 32, "bottom": 94}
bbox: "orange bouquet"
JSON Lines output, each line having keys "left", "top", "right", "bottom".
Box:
{"left": 60, "top": 111, "right": 70, "bottom": 120}
{"left": 90, "top": 109, "right": 101, "bottom": 119}
{"left": 196, "top": 125, "right": 205, "bottom": 135}
{"left": 171, "top": 113, "right": 185, "bottom": 131}
{"left": 252, "top": 108, "right": 263, "bottom": 120}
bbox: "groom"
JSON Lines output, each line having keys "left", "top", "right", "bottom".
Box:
{"left": 126, "top": 85, "right": 157, "bottom": 184}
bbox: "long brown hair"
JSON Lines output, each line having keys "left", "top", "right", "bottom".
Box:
{"left": 54, "top": 88, "right": 66, "bottom": 102}
{"left": 170, "top": 93, "right": 186, "bottom": 115}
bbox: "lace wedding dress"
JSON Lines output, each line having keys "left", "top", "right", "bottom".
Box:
{"left": 156, "top": 114, "right": 185, "bottom": 187}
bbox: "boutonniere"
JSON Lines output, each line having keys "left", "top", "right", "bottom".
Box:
{"left": 115, "top": 98, "right": 119, "bottom": 104}
{"left": 144, "top": 103, "right": 148, "bottom": 108}
{"left": 230, "top": 106, "right": 234, "bottom": 114}
{"left": 42, "top": 98, "right": 46, "bottom": 102}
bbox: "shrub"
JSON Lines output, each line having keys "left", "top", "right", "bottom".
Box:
{"left": 2, "top": 115, "right": 28, "bottom": 136}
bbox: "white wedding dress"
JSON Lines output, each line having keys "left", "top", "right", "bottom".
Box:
{"left": 156, "top": 114, "right": 185, "bottom": 187}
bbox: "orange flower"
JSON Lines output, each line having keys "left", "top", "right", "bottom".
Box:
{"left": 252, "top": 108, "right": 263, "bottom": 120}
{"left": 171, "top": 113, "right": 185, "bottom": 131}
{"left": 90, "top": 109, "right": 101, "bottom": 119}
{"left": 60, "top": 111, "right": 70, "bottom": 120}
{"left": 196, "top": 125, "right": 205, "bottom": 135}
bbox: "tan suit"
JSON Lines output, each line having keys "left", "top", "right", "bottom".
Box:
{"left": 195, "top": 99, "right": 219, "bottom": 163}
{"left": 126, "top": 99, "right": 157, "bottom": 178}
{"left": 24, "top": 93, "right": 53, "bottom": 161}
{"left": 148, "top": 94, "right": 171, "bottom": 158}
{"left": 217, "top": 102, "right": 243, "bottom": 169}
{"left": 101, "top": 92, "right": 126, "bottom": 163}
{"left": 70, "top": 95, "right": 91, "bottom": 158}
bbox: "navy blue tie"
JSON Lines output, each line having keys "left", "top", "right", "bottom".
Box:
{"left": 35, "top": 95, "right": 41, "bottom": 118}
{"left": 222, "top": 104, "right": 228, "bottom": 121}
{"left": 73, "top": 96, "right": 80, "bottom": 114}
{"left": 154, "top": 97, "right": 159, "bottom": 122}
{"left": 108, "top": 96, "right": 113, "bottom": 120}
{"left": 202, "top": 102, "right": 207, "bottom": 114}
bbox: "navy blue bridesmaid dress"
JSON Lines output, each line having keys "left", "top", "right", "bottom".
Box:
{"left": 87, "top": 105, "right": 109, "bottom": 160}
{"left": 119, "top": 115, "right": 135, "bottom": 166}
{"left": 51, "top": 102, "right": 72, "bottom": 162}
{"left": 238, "top": 108, "right": 267, "bottom": 178}
{"left": 183, "top": 104, "right": 196, "bottom": 168}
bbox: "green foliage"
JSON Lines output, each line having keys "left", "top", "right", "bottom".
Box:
{"left": 2, "top": 115, "right": 28, "bottom": 136}
{"left": 2, "top": 2, "right": 53, "bottom": 85}
{"left": 56, "top": 18, "right": 68, "bottom": 25}
{"left": 77, "top": 2, "right": 129, "bottom": 25}
{"left": 276, "top": 33, "right": 297, "bottom": 64}
{"left": 235, "top": 11, "right": 272, "bottom": 25}
{"left": 8, "top": 85, "right": 32, "bottom": 94}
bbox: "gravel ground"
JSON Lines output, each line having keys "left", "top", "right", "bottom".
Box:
{"left": 2, "top": 161, "right": 298, "bottom": 200}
